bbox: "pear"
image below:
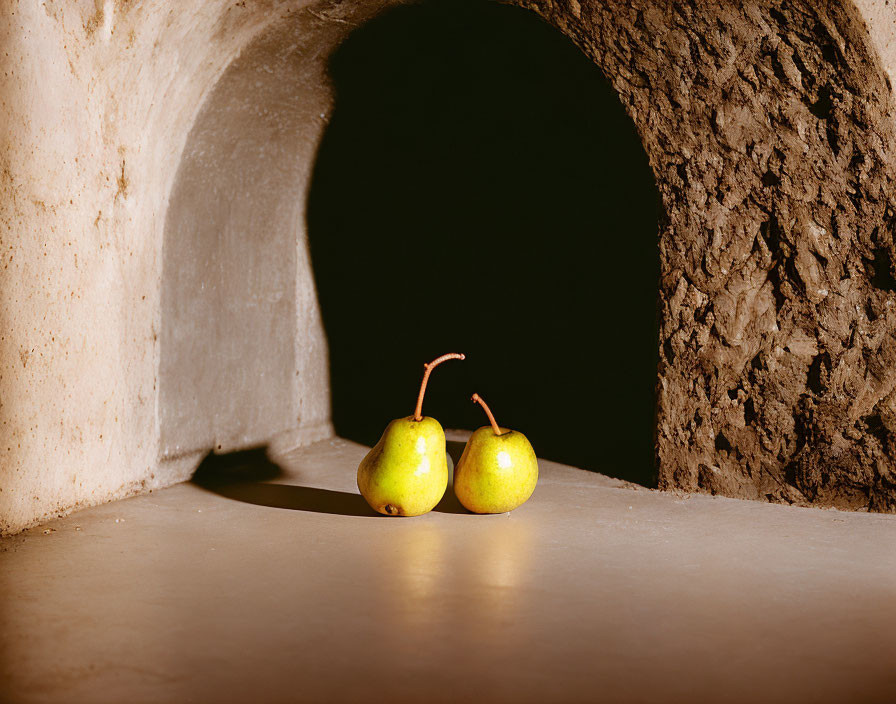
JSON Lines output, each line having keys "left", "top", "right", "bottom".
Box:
{"left": 454, "top": 393, "right": 538, "bottom": 514}
{"left": 357, "top": 353, "right": 465, "bottom": 516}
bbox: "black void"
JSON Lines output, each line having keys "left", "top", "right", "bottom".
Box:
{"left": 307, "top": 0, "right": 661, "bottom": 485}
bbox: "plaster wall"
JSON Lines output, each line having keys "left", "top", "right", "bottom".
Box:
{"left": 159, "top": 11, "right": 342, "bottom": 460}
{"left": 5, "top": 0, "right": 896, "bottom": 534}
{"left": 0, "top": 0, "right": 385, "bottom": 535}
{"left": 854, "top": 0, "right": 896, "bottom": 82}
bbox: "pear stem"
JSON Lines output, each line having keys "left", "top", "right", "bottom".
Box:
{"left": 472, "top": 393, "right": 503, "bottom": 435}
{"left": 413, "top": 353, "right": 465, "bottom": 421}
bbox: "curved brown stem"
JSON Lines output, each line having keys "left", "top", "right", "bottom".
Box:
{"left": 472, "top": 393, "right": 503, "bottom": 435}
{"left": 413, "top": 353, "right": 465, "bottom": 421}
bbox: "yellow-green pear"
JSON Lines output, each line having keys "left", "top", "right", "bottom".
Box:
{"left": 454, "top": 393, "right": 538, "bottom": 514}
{"left": 358, "top": 353, "right": 464, "bottom": 516}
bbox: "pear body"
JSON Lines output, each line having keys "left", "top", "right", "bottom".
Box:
{"left": 357, "top": 416, "right": 448, "bottom": 516}
{"left": 454, "top": 426, "right": 538, "bottom": 513}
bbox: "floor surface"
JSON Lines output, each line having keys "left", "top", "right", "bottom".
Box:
{"left": 2, "top": 434, "right": 895, "bottom": 703}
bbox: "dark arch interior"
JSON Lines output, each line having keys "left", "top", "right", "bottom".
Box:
{"left": 307, "top": 0, "right": 660, "bottom": 485}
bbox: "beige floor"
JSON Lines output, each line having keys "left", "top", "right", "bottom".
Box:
{"left": 2, "top": 433, "right": 895, "bottom": 703}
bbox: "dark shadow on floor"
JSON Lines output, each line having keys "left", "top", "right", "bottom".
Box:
{"left": 191, "top": 446, "right": 471, "bottom": 516}
{"left": 307, "top": 0, "right": 661, "bottom": 486}
{"left": 191, "top": 447, "right": 380, "bottom": 517}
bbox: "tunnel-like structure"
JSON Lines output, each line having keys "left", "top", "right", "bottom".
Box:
{"left": 3, "top": 0, "right": 896, "bottom": 534}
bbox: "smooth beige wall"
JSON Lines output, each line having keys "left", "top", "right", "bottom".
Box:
{"left": 0, "top": 0, "right": 394, "bottom": 535}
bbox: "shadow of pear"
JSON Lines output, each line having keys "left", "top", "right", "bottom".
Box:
{"left": 191, "top": 447, "right": 381, "bottom": 518}
{"left": 192, "top": 445, "right": 472, "bottom": 516}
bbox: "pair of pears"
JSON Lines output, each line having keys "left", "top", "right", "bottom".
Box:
{"left": 357, "top": 354, "right": 538, "bottom": 516}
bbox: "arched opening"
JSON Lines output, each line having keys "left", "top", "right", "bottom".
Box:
{"left": 307, "top": 0, "right": 661, "bottom": 484}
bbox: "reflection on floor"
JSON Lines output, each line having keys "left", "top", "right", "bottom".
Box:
{"left": 1, "top": 433, "right": 894, "bottom": 703}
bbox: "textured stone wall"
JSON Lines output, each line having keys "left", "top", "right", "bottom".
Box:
{"left": 520, "top": 0, "right": 896, "bottom": 511}
{"left": 3, "top": 0, "right": 896, "bottom": 534}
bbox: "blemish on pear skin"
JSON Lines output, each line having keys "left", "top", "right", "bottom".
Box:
{"left": 383, "top": 504, "right": 401, "bottom": 516}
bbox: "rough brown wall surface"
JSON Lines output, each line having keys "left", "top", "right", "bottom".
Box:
{"left": 516, "top": 0, "right": 896, "bottom": 511}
